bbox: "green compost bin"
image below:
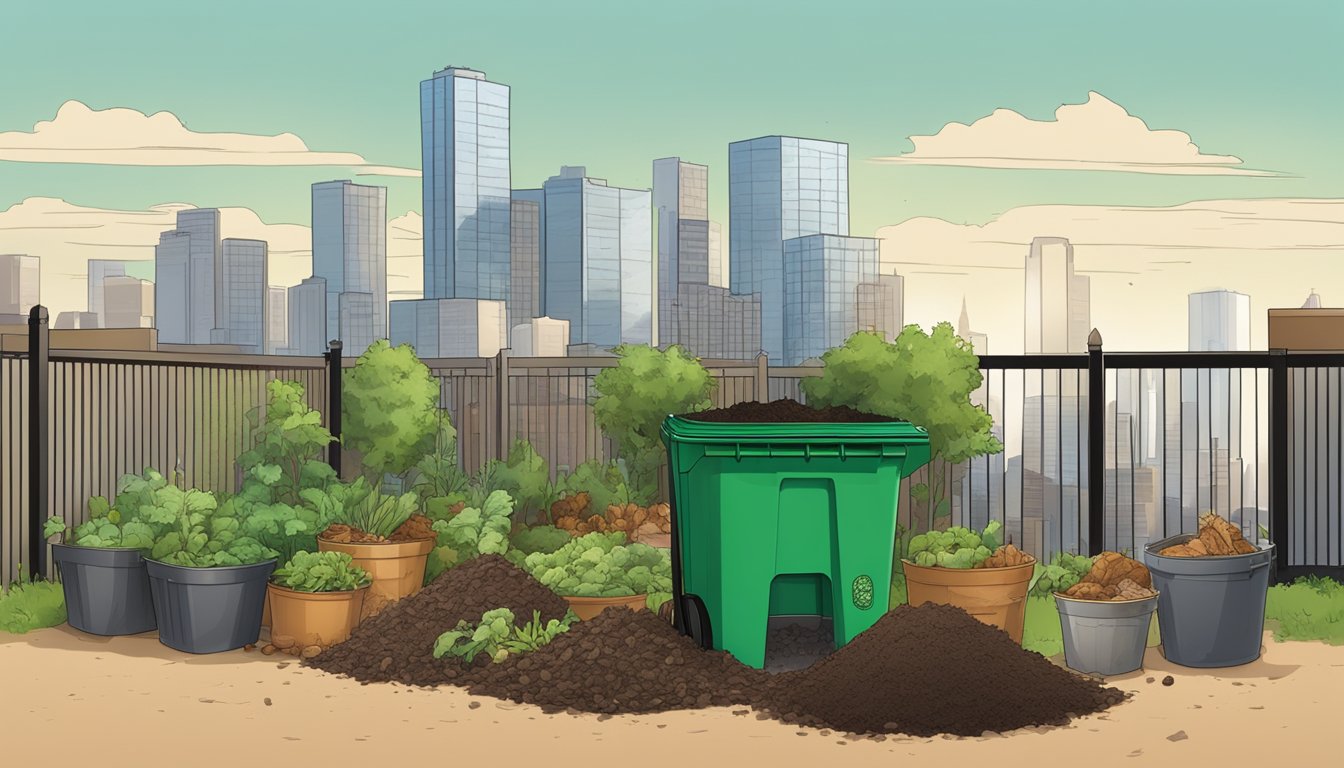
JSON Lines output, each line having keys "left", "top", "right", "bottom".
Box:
{"left": 661, "top": 415, "right": 931, "bottom": 669}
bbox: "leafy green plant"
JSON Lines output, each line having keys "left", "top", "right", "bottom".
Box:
{"left": 1265, "top": 576, "right": 1344, "bottom": 644}
{"left": 407, "top": 410, "right": 470, "bottom": 501}
{"left": 271, "top": 551, "right": 371, "bottom": 593}
{"left": 510, "top": 525, "right": 573, "bottom": 556}
{"left": 593, "top": 344, "right": 716, "bottom": 506}
{"left": 0, "top": 565, "right": 66, "bottom": 634}
{"left": 522, "top": 531, "right": 672, "bottom": 598}
{"left": 237, "top": 380, "right": 338, "bottom": 507}
{"left": 906, "top": 520, "right": 1000, "bottom": 569}
{"left": 556, "top": 459, "right": 632, "bottom": 516}
{"left": 1030, "top": 551, "right": 1096, "bottom": 597}
{"left": 342, "top": 340, "right": 442, "bottom": 480}
{"left": 323, "top": 476, "right": 419, "bottom": 539}
{"left": 147, "top": 477, "right": 277, "bottom": 568}
{"left": 432, "top": 607, "right": 575, "bottom": 664}
{"left": 44, "top": 468, "right": 183, "bottom": 551}
{"left": 424, "top": 490, "right": 517, "bottom": 582}
{"left": 483, "top": 440, "right": 553, "bottom": 523}
{"left": 801, "top": 326, "right": 1003, "bottom": 556}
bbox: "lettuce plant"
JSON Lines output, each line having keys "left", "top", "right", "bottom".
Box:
{"left": 907, "top": 520, "right": 1001, "bottom": 569}
{"left": 271, "top": 551, "right": 370, "bottom": 593}
{"left": 44, "top": 468, "right": 183, "bottom": 551}
{"left": 432, "top": 607, "right": 574, "bottom": 664}
{"left": 523, "top": 531, "right": 672, "bottom": 598}
{"left": 148, "top": 481, "right": 277, "bottom": 568}
{"left": 424, "top": 490, "right": 516, "bottom": 582}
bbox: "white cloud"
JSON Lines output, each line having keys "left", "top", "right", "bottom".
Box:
{"left": 877, "top": 198, "right": 1344, "bottom": 354}
{"left": 873, "top": 92, "right": 1280, "bottom": 176}
{"left": 0, "top": 101, "right": 420, "bottom": 177}
{"left": 0, "top": 197, "right": 424, "bottom": 317}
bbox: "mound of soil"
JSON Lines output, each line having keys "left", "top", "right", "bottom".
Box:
{"left": 764, "top": 621, "right": 837, "bottom": 674}
{"left": 685, "top": 398, "right": 902, "bottom": 423}
{"left": 467, "top": 607, "right": 771, "bottom": 714}
{"left": 305, "top": 555, "right": 570, "bottom": 686}
{"left": 765, "top": 602, "right": 1125, "bottom": 736}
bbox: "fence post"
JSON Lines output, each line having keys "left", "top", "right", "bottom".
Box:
{"left": 1087, "top": 329, "right": 1105, "bottom": 557}
{"left": 496, "top": 349, "right": 510, "bottom": 461}
{"left": 755, "top": 352, "right": 769, "bottom": 402}
{"left": 27, "top": 305, "right": 49, "bottom": 580}
{"left": 325, "top": 340, "right": 342, "bottom": 475}
{"left": 1269, "top": 347, "right": 1289, "bottom": 579}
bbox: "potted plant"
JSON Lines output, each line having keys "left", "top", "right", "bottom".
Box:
{"left": 521, "top": 531, "right": 672, "bottom": 620}
{"left": 901, "top": 520, "right": 1037, "bottom": 643}
{"left": 42, "top": 468, "right": 180, "bottom": 636}
{"left": 144, "top": 473, "right": 278, "bottom": 654}
{"left": 313, "top": 477, "right": 432, "bottom": 618}
{"left": 1054, "top": 551, "right": 1159, "bottom": 676}
{"left": 266, "top": 550, "right": 371, "bottom": 656}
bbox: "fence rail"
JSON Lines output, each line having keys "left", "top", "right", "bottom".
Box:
{"left": 5, "top": 306, "right": 1344, "bottom": 585}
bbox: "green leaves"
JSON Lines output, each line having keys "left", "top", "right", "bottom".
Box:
{"left": 1029, "top": 551, "right": 1095, "bottom": 597}
{"left": 342, "top": 340, "right": 441, "bottom": 479}
{"left": 906, "top": 522, "right": 998, "bottom": 569}
{"left": 480, "top": 440, "right": 553, "bottom": 523}
{"left": 328, "top": 476, "right": 419, "bottom": 539}
{"left": 521, "top": 532, "right": 672, "bottom": 598}
{"left": 425, "top": 490, "right": 516, "bottom": 582}
{"left": 272, "top": 550, "right": 370, "bottom": 593}
{"left": 431, "top": 607, "right": 574, "bottom": 664}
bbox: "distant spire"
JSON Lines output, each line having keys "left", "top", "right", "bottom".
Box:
{"left": 1303, "top": 289, "right": 1322, "bottom": 309}
{"left": 958, "top": 296, "right": 971, "bottom": 336}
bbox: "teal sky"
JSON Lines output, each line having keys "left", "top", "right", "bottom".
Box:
{"left": 1, "top": 0, "right": 1341, "bottom": 236}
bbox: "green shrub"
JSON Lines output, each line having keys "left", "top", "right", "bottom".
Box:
{"left": 272, "top": 551, "right": 371, "bottom": 593}
{"left": 1266, "top": 576, "right": 1344, "bottom": 645}
{"left": 522, "top": 531, "right": 672, "bottom": 598}
{"left": 0, "top": 568, "right": 66, "bottom": 634}
{"left": 557, "top": 459, "right": 631, "bottom": 516}
{"left": 510, "top": 525, "right": 573, "bottom": 556}
{"left": 342, "top": 340, "right": 441, "bottom": 479}
{"left": 480, "top": 440, "right": 554, "bottom": 523}
{"left": 424, "top": 490, "right": 516, "bottom": 583}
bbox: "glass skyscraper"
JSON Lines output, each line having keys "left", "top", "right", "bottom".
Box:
{"left": 282, "top": 276, "right": 327, "bottom": 356}
{"left": 311, "top": 179, "right": 387, "bottom": 356}
{"left": 213, "top": 238, "right": 268, "bottom": 354}
{"left": 782, "top": 234, "right": 879, "bottom": 365}
{"left": 153, "top": 230, "right": 192, "bottom": 344}
{"left": 729, "top": 136, "right": 849, "bottom": 361}
{"left": 509, "top": 195, "right": 542, "bottom": 331}
{"left": 541, "top": 167, "right": 652, "bottom": 348}
{"left": 653, "top": 158, "right": 710, "bottom": 347}
{"left": 173, "top": 208, "right": 221, "bottom": 344}
{"left": 420, "top": 67, "right": 511, "bottom": 301}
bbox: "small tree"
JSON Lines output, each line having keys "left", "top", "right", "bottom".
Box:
{"left": 802, "top": 325, "right": 1003, "bottom": 553}
{"left": 593, "top": 344, "right": 717, "bottom": 505}
{"left": 342, "top": 340, "right": 441, "bottom": 480}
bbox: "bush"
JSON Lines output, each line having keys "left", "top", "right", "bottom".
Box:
{"left": 480, "top": 440, "right": 554, "bottom": 523}
{"left": 342, "top": 340, "right": 441, "bottom": 479}
{"left": 424, "top": 490, "right": 516, "bottom": 583}
{"left": 1266, "top": 576, "right": 1344, "bottom": 645}
{"left": 556, "top": 459, "right": 631, "bottom": 516}
{"left": 510, "top": 525, "right": 573, "bottom": 556}
{"left": 0, "top": 568, "right": 66, "bottom": 634}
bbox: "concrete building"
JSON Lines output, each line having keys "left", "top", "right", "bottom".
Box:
{"left": 781, "top": 234, "right": 880, "bottom": 365}
{"left": 1025, "top": 236, "right": 1090, "bottom": 355}
{"left": 153, "top": 231, "right": 192, "bottom": 343}
{"left": 311, "top": 180, "right": 387, "bottom": 356}
{"left": 54, "top": 312, "right": 99, "bottom": 329}
{"left": 86, "top": 259, "right": 128, "bottom": 325}
{"left": 390, "top": 298, "right": 506, "bottom": 358}
{"left": 729, "top": 136, "right": 849, "bottom": 361}
{"left": 209, "top": 238, "right": 268, "bottom": 353}
{"left": 857, "top": 272, "right": 905, "bottom": 343}
{"left": 708, "top": 221, "right": 724, "bottom": 288}
{"left": 103, "top": 276, "right": 155, "bottom": 328}
{"left": 674, "top": 283, "right": 762, "bottom": 360}
{"left": 421, "top": 67, "right": 511, "bottom": 302}
{"left": 509, "top": 195, "right": 543, "bottom": 331}
{"left": 174, "top": 209, "right": 222, "bottom": 344}
{"left": 540, "top": 166, "right": 652, "bottom": 348}
{"left": 510, "top": 316, "right": 570, "bottom": 357}
{"left": 267, "top": 286, "right": 287, "bottom": 354}
{"left": 0, "top": 254, "right": 40, "bottom": 324}
{"left": 281, "top": 277, "right": 328, "bottom": 356}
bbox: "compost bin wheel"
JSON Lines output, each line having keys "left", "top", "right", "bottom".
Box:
{"left": 680, "top": 593, "right": 713, "bottom": 650}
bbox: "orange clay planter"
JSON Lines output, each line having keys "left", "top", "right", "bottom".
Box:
{"left": 266, "top": 583, "right": 368, "bottom": 648}
{"left": 564, "top": 594, "right": 648, "bottom": 621}
{"left": 317, "top": 537, "right": 435, "bottom": 619}
{"left": 901, "top": 557, "right": 1036, "bottom": 643}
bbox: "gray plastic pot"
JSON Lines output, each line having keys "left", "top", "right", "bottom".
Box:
{"left": 1144, "top": 534, "right": 1274, "bottom": 668}
{"left": 51, "top": 543, "right": 157, "bottom": 636}
{"left": 145, "top": 559, "right": 276, "bottom": 654}
{"left": 1056, "top": 592, "right": 1158, "bottom": 676}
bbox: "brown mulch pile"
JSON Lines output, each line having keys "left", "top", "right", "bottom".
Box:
{"left": 684, "top": 398, "right": 903, "bottom": 423}
{"left": 305, "top": 555, "right": 570, "bottom": 686}
{"left": 764, "top": 603, "right": 1127, "bottom": 736}
{"left": 389, "top": 514, "right": 435, "bottom": 542}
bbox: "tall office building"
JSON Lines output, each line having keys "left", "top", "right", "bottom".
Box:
{"left": 210, "top": 238, "right": 268, "bottom": 354}
{"left": 856, "top": 272, "right": 905, "bottom": 343}
{"left": 421, "top": 67, "right": 511, "bottom": 302}
{"left": 281, "top": 277, "right": 328, "bottom": 356}
{"left": 267, "top": 286, "right": 287, "bottom": 354}
{"left": 174, "top": 209, "right": 222, "bottom": 344}
{"left": 390, "top": 298, "right": 507, "bottom": 358}
{"left": 153, "top": 231, "right": 192, "bottom": 343}
{"left": 729, "top": 136, "right": 849, "bottom": 361}
{"left": 87, "top": 259, "right": 129, "bottom": 326}
{"left": 103, "top": 276, "right": 155, "bottom": 328}
{"left": 311, "top": 180, "right": 387, "bottom": 356}
{"left": 782, "top": 234, "right": 880, "bottom": 365}
{"left": 540, "top": 167, "right": 652, "bottom": 347}
{"left": 0, "top": 254, "right": 40, "bottom": 323}
{"left": 1025, "top": 236, "right": 1090, "bottom": 355}
{"left": 509, "top": 195, "right": 543, "bottom": 332}
{"left": 708, "top": 221, "right": 724, "bottom": 288}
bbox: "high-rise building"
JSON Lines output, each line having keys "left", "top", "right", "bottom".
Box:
{"left": 856, "top": 272, "right": 905, "bottom": 343}
{"left": 311, "top": 180, "right": 388, "bottom": 356}
{"left": 87, "top": 259, "right": 128, "bottom": 325}
{"left": 729, "top": 136, "right": 849, "bottom": 361}
{"left": 708, "top": 221, "right": 725, "bottom": 288}
{"left": 390, "top": 298, "right": 507, "bottom": 358}
{"left": 540, "top": 167, "right": 652, "bottom": 347}
{"left": 781, "top": 234, "right": 880, "bottom": 365}
{"left": 958, "top": 297, "right": 988, "bottom": 356}
{"left": 509, "top": 195, "right": 543, "bottom": 331}
{"left": 420, "top": 67, "right": 511, "bottom": 302}
{"left": 210, "top": 238, "right": 268, "bottom": 353}
{"left": 103, "top": 276, "right": 155, "bottom": 328}
{"left": 174, "top": 209, "right": 222, "bottom": 344}
{"left": 267, "top": 286, "right": 287, "bottom": 354}
{"left": 153, "top": 231, "right": 192, "bottom": 343}
{"left": 654, "top": 158, "right": 710, "bottom": 346}
{"left": 1186, "top": 289, "right": 1252, "bottom": 452}
{"left": 1024, "top": 236, "right": 1090, "bottom": 355}
{"left": 674, "top": 283, "right": 762, "bottom": 360}
{"left": 0, "top": 254, "right": 40, "bottom": 323}
{"left": 281, "top": 277, "right": 328, "bottom": 356}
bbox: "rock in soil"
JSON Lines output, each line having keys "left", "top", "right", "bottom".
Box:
{"left": 683, "top": 398, "right": 903, "bottom": 424}
{"left": 305, "top": 554, "right": 570, "bottom": 686}
{"left": 467, "top": 607, "right": 771, "bottom": 714}
{"left": 261, "top": 645, "right": 276, "bottom": 656}
{"left": 301, "top": 645, "right": 322, "bottom": 659}
{"left": 763, "top": 603, "right": 1126, "bottom": 737}
{"left": 271, "top": 635, "right": 296, "bottom": 650}
{"left": 1163, "top": 675, "right": 1175, "bottom": 686}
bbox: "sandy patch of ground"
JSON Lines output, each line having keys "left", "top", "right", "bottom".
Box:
{"left": 1, "top": 626, "right": 1338, "bottom": 767}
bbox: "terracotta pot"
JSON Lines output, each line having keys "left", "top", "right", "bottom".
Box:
{"left": 266, "top": 583, "right": 368, "bottom": 648}
{"left": 317, "top": 537, "right": 435, "bottom": 619}
{"left": 901, "top": 557, "right": 1036, "bottom": 643}
{"left": 261, "top": 592, "right": 272, "bottom": 628}
{"left": 564, "top": 593, "right": 648, "bottom": 621}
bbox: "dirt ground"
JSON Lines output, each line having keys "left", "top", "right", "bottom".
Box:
{"left": 1, "top": 626, "right": 1338, "bottom": 767}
